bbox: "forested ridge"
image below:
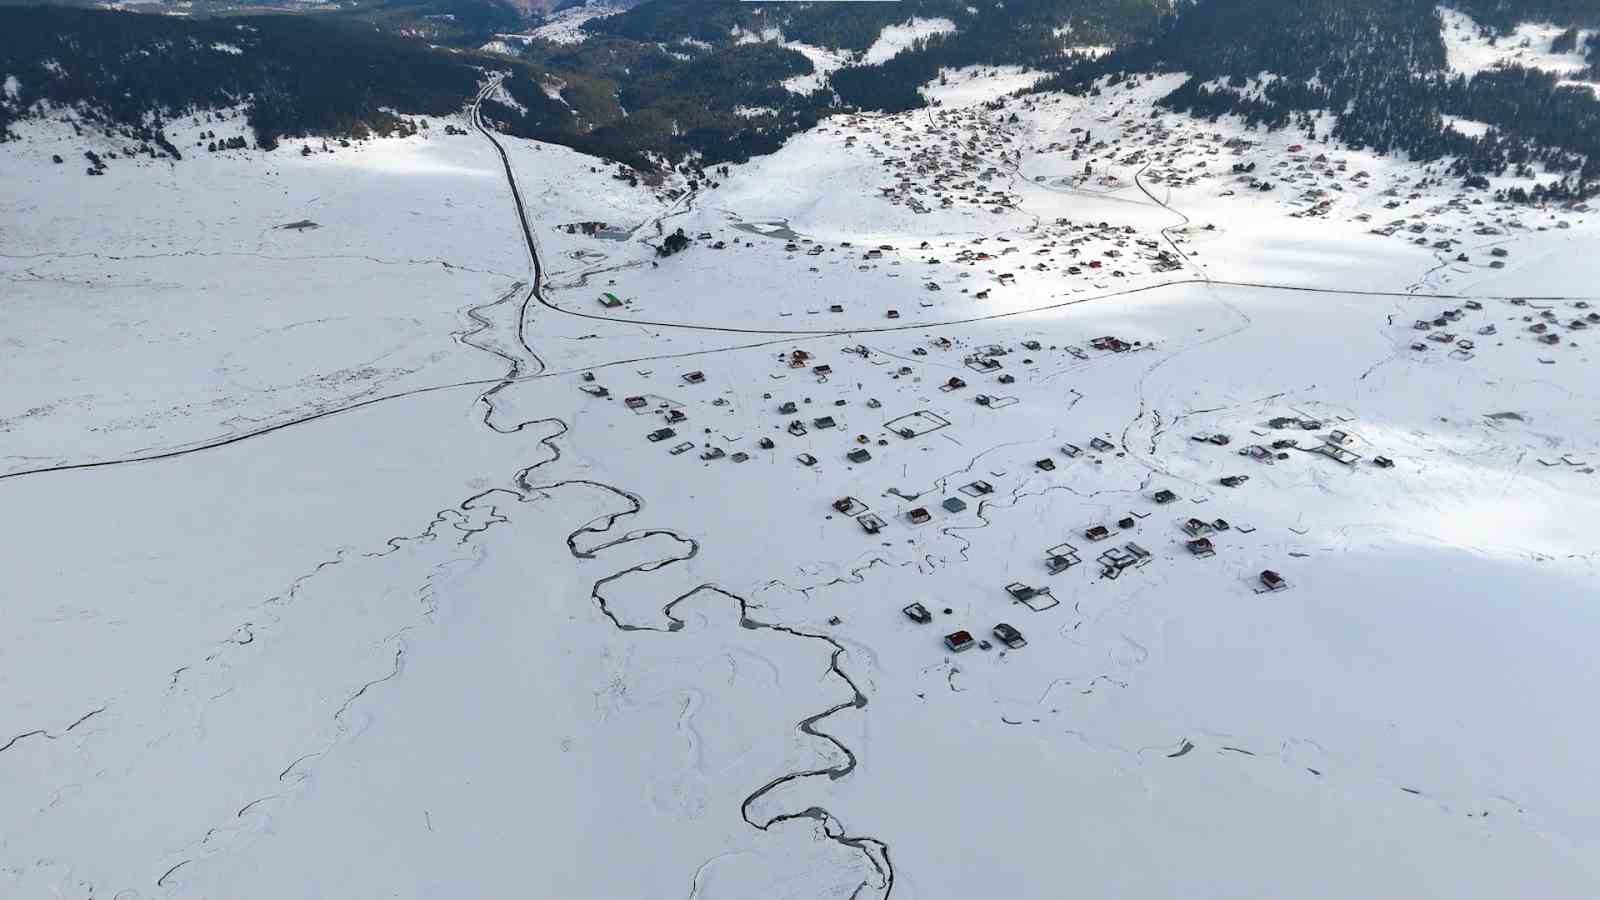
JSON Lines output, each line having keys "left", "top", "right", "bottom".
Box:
{"left": 3, "top": 0, "right": 1598, "bottom": 197}
{"left": 589, "top": 0, "right": 1169, "bottom": 112}
{"left": 1043, "top": 0, "right": 1600, "bottom": 198}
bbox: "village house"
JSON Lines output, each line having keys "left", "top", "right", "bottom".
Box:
{"left": 944, "top": 631, "right": 976, "bottom": 652}
{"left": 992, "top": 624, "right": 1026, "bottom": 650}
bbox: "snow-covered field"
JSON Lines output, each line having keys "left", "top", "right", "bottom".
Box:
{"left": 920, "top": 64, "right": 1048, "bottom": 107}
{"left": 526, "top": 0, "right": 626, "bottom": 45}
{"left": 1440, "top": 6, "right": 1598, "bottom": 93}
{"left": 782, "top": 41, "right": 855, "bottom": 95}
{"left": 4, "top": 66, "right": 1600, "bottom": 899}
{"left": 861, "top": 17, "right": 957, "bottom": 66}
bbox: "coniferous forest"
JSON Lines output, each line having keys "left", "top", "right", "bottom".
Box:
{"left": 2, "top": 0, "right": 1598, "bottom": 199}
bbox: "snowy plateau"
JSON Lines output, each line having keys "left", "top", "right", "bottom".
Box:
{"left": 3, "top": 65, "right": 1600, "bottom": 900}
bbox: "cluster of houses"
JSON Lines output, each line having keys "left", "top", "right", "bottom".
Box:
{"left": 890, "top": 470, "right": 1295, "bottom": 655}
{"left": 1407, "top": 296, "right": 1594, "bottom": 361}
{"left": 1184, "top": 414, "right": 1399, "bottom": 471}
{"left": 563, "top": 221, "right": 614, "bottom": 237}
{"left": 828, "top": 105, "right": 1025, "bottom": 217}
{"left": 585, "top": 313, "right": 1318, "bottom": 662}
{"left": 1364, "top": 188, "right": 1572, "bottom": 264}
{"left": 810, "top": 108, "right": 1193, "bottom": 294}
{"left": 1016, "top": 88, "right": 1587, "bottom": 260}
{"left": 1515, "top": 297, "right": 1595, "bottom": 351}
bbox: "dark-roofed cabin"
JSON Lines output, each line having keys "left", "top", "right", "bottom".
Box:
{"left": 992, "top": 623, "right": 1026, "bottom": 649}
{"left": 1005, "top": 583, "right": 1038, "bottom": 601}
{"left": 985, "top": 621, "right": 1024, "bottom": 646}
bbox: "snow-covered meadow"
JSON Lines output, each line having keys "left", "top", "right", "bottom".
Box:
{"left": 4, "top": 53, "right": 1599, "bottom": 900}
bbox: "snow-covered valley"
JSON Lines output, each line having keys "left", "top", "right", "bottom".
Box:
{"left": 4, "top": 66, "right": 1599, "bottom": 899}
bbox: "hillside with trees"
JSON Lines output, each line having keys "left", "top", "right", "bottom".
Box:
{"left": 4, "top": 0, "right": 1599, "bottom": 195}
{"left": 0, "top": 7, "right": 489, "bottom": 148}
{"left": 1043, "top": 0, "right": 1600, "bottom": 199}
{"left": 1444, "top": 0, "right": 1600, "bottom": 32}
{"left": 0, "top": 6, "right": 820, "bottom": 166}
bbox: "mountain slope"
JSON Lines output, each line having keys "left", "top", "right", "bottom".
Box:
{"left": 0, "top": 8, "right": 488, "bottom": 148}
{"left": 1046, "top": 0, "right": 1600, "bottom": 197}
